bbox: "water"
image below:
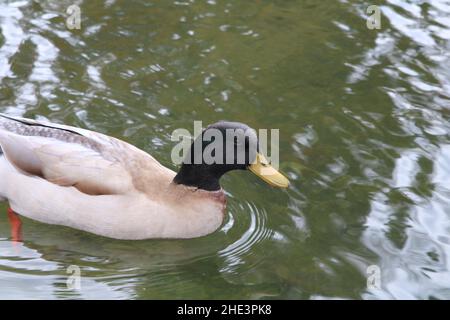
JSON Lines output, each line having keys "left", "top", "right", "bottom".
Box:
{"left": 0, "top": 0, "right": 450, "bottom": 299}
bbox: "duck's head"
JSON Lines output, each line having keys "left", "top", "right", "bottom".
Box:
{"left": 173, "top": 121, "right": 289, "bottom": 191}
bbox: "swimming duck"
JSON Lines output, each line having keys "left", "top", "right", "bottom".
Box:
{"left": 0, "top": 114, "right": 288, "bottom": 240}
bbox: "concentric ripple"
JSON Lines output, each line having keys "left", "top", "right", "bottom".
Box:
{"left": 218, "top": 200, "right": 272, "bottom": 274}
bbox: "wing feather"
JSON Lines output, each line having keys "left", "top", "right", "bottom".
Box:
{"left": 0, "top": 127, "right": 134, "bottom": 195}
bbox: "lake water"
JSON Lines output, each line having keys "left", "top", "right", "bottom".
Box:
{"left": 1, "top": 0, "right": 450, "bottom": 299}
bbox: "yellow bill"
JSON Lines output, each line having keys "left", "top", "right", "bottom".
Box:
{"left": 249, "top": 153, "right": 289, "bottom": 188}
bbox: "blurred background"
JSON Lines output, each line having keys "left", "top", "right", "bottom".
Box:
{"left": 1, "top": 0, "right": 450, "bottom": 299}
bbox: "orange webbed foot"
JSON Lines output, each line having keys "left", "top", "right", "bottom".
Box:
{"left": 7, "top": 208, "right": 23, "bottom": 243}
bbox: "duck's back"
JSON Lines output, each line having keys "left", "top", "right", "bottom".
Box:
{"left": 0, "top": 114, "right": 175, "bottom": 198}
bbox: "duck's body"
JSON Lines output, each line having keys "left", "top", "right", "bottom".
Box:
{"left": 0, "top": 114, "right": 225, "bottom": 239}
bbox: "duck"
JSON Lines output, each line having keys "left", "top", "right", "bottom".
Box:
{"left": 0, "top": 113, "right": 289, "bottom": 240}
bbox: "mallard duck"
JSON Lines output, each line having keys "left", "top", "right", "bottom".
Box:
{"left": 0, "top": 114, "right": 288, "bottom": 240}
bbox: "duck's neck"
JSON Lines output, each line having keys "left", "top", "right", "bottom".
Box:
{"left": 173, "top": 164, "right": 225, "bottom": 191}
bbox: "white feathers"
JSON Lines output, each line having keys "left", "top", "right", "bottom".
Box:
{"left": 0, "top": 114, "right": 225, "bottom": 239}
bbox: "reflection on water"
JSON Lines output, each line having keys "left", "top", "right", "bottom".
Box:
{"left": 1, "top": 0, "right": 450, "bottom": 299}
{"left": 0, "top": 199, "right": 273, "bottom": 299}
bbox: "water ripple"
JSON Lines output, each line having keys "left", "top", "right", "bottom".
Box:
{"left": 1, "top": 0, "right": 450, "bottom": 299}
{"left": 219, "top": 201, "right": 272, "bottom": 274}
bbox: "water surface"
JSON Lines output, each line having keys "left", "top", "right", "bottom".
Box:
{"left": 1, "top": 0, "right": 450, "bottom": 299}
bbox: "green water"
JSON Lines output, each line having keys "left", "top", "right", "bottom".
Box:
{"left": 1, "top": 0, "right": 450, "bottom": 299}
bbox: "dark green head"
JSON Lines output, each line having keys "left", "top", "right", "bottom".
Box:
{"left": 173, "top": 121, "right": 289, "bottom": 191}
